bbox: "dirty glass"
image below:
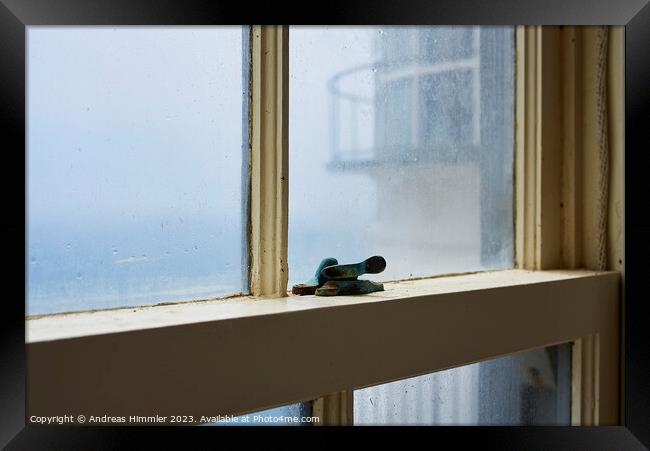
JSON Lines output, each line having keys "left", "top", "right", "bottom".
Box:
{"left": 354, "top": 344, "right": 572, "bottom": 425}
{"left": 288, "top": 26, "right": 514, "bottom": 285}
{"left": 27, "top": 26, "right": 248, "bottom": 314}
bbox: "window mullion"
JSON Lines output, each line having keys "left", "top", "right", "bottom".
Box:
{"left": 248, "top": 25, "right": 289, "bottom": 297}
{"left": 515, "top": 25, "right": 564, "bottom": 270}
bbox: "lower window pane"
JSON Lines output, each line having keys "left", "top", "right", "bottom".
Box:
{"left": 354, "top": 344, "right": 572, "bottom": 425}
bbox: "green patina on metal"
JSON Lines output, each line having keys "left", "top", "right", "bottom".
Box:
{"left": 291, "top": 256, "right": 386, "bottom": 296}
{"left": 291, "top": 257, "right": 339, "bottom": 295}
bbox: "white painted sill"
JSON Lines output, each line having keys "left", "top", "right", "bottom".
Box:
{"left": 27, "top": 269, "right": 604, "bottom": 343}
{"left": 26, "top": 269, "right": 620, "bottom": 422}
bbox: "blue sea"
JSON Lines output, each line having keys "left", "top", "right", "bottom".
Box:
{"left": 27, "top": 220, "right": 246, "bottom": 315}
{"left": 26, "top": 219, "right": 368, "bottom": 315}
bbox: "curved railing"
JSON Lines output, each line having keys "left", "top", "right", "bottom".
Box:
{"left": 327, "top": 56, "right": 480, "bottom": 170}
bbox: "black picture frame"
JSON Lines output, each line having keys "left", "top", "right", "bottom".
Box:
{"left": 2, "top": 0, "right": 649, "bottom": 448}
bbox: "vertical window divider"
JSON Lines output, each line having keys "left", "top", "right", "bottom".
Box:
{"left": 248, "top": 25, "right": 289, "bottom": 297}
{"left": 249, "top": 24, "right": 354, "bottom": 425}
{"left": 515, "top": 25, "right": 565, "bottom": 271}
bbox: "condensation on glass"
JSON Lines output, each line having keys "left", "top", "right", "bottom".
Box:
{"left": 27, "top": 27, "right": 249, "bottom": 314}
{"left": 288, "top": 26, "right": 514, "bottom": 285}
{"left": 354, "top": 344, "right": 572, "bottom": 425}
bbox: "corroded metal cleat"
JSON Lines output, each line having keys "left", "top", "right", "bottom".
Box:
{"left": 320, "top": 255, "right": 386, "bottom": 280}
{"left": 315, "top": 279, "right": 385, "bottom": 296}
{"left": 292, "top": 255, "right": 387, "bottom": 297}
{"left": 291, "top": 257, "right": 338, "bottom": 295}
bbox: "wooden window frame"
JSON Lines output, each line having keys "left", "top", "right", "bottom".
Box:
{"left": 25, "top": 25, "right": 624, "bottom": 427}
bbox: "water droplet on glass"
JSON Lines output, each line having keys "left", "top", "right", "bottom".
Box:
{"left": 65, "top": 243, "right": 71, "bottom": 250}
{"left": 112, "top": 248, "right": 118, "bottom": 255}
{"left": 76, "top": 272, "right": 83, "bottom": 280}
{"left": 30, "top": 257, "right": 37, "bottom": 265}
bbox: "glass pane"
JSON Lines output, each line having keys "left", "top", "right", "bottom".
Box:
{"left": 204, "top": 402, "right": 315, "bottom": 426}
{"left": 289, "top": 26, "right": 514, "bottom": 285}
{"left": 354, "top": 344, "right": 572, "bottom": 425}
{"left": 27, "top": 26, "right": 248, "bottom": 315}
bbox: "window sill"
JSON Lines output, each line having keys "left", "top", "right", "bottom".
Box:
{"left": 27, "top": 269, "right": 608, "bottom": 343}
{"left": 26, "top": 269, "right": 620, "bottom": 422}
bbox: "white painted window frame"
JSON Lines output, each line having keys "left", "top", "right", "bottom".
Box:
{"left": 25, "top": 25, "right": 623, "bottom": 427}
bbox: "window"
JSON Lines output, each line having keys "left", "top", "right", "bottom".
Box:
{"left": 290, "top": 25, "right": 529, "bottom": 426}
{"left": 27, "top": 26, "right": 248, "bottom": 314}
{"left": 354, "top": 344, "right": 571, "bottom": 425}
{"left": 289, "top": 26, "right": 514, "bottom": 285}
{"left": 25, "top": 25, "right": 623, "bottom": 428}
